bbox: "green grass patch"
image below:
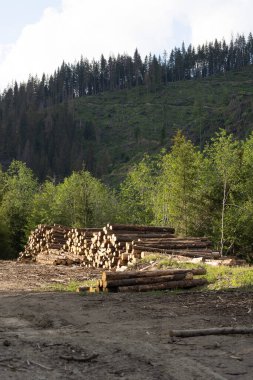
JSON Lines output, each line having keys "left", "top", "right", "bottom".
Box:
{"left": 138, "top": 254, "right": 253, "bottom": 291}
{"left": 47, "top": 279, "right": 97, "bottom": 292}
{"left": 204, "top": 266, "right": 253, "bottom": 290}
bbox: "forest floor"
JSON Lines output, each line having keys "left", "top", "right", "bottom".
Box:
{"left": 0, "top": 260, "right": 252, "bottom": 380}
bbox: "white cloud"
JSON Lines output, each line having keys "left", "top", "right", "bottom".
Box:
{"left": 186, "top": 0, "right": 253, "bottom": 46}
{"left": 0, "top": 0, "right": 253, "bottom": 91}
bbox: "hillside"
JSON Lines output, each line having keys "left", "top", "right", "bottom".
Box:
{"left": 67, "top": 66, "right": 253, "bottom": 185}
{"left": 1, "top": 65, "right": 253, "bottom": 186}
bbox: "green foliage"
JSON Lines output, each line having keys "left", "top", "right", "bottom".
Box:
{"left": 28, "top": 169, "right": 118, "bottom": 230}
{"left": 0, "top": 161, "right": 38, "bottom": 253}
{"left": 119, "top": 154, "right": 161, "bottom": 224}
{"left": 26, "top": 181, "right": 58, "bottom": 230}
{"left": 205, "top": 130, "right": 242, "bottom": 253}
{"left": 117, "top": 129, "right": 253, "bottom": 258}
{"left": 153, "top": 132, "right": 204, "bottom": 235}
{"left": 54, "top": 170, "right": 117, "bottom": 227}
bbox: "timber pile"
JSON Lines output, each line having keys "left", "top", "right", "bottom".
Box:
{"left": 19, "top": 223, "right": 220, "bottom": 268}
{"left": 102, "top": 223, "right": 219, "bottom": 261}
{"left": 18, "top": 224, "right": 70, "bottom": 262}
{"left": 83, "top": 268, "right": 208, "bottom": 292}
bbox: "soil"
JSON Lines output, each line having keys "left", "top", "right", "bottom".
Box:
{"left": 0, "top": 260, "right": 252, "bottom": 380}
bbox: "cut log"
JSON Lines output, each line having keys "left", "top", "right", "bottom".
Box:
{"left": 19, "top": 223, "right": 220, "bottom": 270}
{"left": 117, "top": 278, "right": 208, "bottom": 292}
{"left": 132, "top": 244, "right": 211, "bottom": 251}
{"left": 102, "top": 268, "right": 206, "bottom": 282}
{"left": 169, "top": 327, "right": 253, "bottom": 338}
{"left": 133, "top": 246, "right": 220, "bottom": 258}
{"left": 103, "top": 273, "right": 193, "bottom": 288}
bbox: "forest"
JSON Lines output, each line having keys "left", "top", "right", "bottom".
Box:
{"left": 1, "top": 129, "right": 253, "bottom": 262}
{"left": 1, "top": 33, "right": 253, "bottom": 261}
{"left": 1, "top": 33, "right": 253, "bottom": 183}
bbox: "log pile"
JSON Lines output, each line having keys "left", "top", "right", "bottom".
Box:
{"left": 19, "top": 223, "right": 220, "bottom": 268}
{"left": 83, "top": 268, "right": 208, "bottom": 293}
{"left": 18, "top": 224, "right": 71, "bottom": 262}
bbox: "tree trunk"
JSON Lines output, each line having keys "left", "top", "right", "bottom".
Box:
{"left": 117, "top": 278, "right": 207, "bottom": 292}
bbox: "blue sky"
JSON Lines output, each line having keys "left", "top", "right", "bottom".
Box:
{"left": 0, "top": 0, "right": 252, "bottom": 91}
{"left": 0, "top": 0, "right": 61, "bottom": 44}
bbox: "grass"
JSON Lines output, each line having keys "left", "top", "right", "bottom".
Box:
{"left": 204, "top": 266, "right": 253, "bottom": 290}
{"left": 47, "top": 279, "right": 97, "bottom": 292}
{"left": 138, "top": 254, "right": 253, "bottom": 291}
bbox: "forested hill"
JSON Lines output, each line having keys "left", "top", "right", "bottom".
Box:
{"left": 1, "top": 33, "right": 253, "bottom": 185}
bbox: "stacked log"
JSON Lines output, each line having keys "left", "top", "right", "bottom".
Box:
{"left": 18, "top": 224, "right": 71, "bottom": 262}
{"left": 84, "top": 268, "right": 208, "bottom": 292}
{"left": 19, "top": 223, "right": 220, "bottom": 268}
{"left": 102, "top": 224, "right": 219, "bottom": 264}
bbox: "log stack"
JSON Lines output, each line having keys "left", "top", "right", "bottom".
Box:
{"left": 19, "top": 223, "right": 220, "bottom": 268}
{"left": 83, "top": 268, "right": 208, "bottom": 292}
{"left": 18, "top": 224, "right": 70, "bottom": 262}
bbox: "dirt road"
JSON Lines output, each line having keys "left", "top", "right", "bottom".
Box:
{"left": 0, "top": 261, "right": 252, "bottom": 379}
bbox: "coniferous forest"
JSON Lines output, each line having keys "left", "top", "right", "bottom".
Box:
{"left": 1, "top": 34, "right": 253, "bottom": 259}
{"left": 1, "top": 33, "right": 253, "bottom": 181}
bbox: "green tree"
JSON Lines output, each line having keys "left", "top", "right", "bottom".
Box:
{"left": 26, "top": 180, "right": 58, "bottom": 230}
{"left": 233, "top": 133, "right": 253, "bottom": 255}
{"left": 53, "top": 170, "right": 116, "bottom": 227}
{"left": 153, "top": 132, "right": 204, "bottom": 235}
{"left": 205, "top": 130, "right": 242, "bottom": 255}
{"left": 0, "top": 161, "right": 38, "bottom": 253}
{"left": 119, "top": 154, "right": 160, "bottom": 225}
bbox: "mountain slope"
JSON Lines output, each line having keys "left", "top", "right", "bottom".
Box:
{"left": 72, "top": 66, "right": 253, "bottom": 184}
{"left": 1, "top": 66, "right": 253, "bottom": 185}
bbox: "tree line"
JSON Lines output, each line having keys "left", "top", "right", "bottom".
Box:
{"left": 1, "top": 33, "right": 253, "bottom": 103}
{"left": 1, "top": 129, "right": 253, "bottom": 261}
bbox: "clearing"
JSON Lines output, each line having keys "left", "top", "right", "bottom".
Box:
{"left": 0, "top": 260, "right": 252, "bottom": 380}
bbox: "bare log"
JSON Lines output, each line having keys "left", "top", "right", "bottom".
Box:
{"left": 132, "top": 246, "right": 220, "bottom": 258}
{"left": 117, "top": 278, "right": 208, "bottom": 292}
{"left": 102, "top": 268, "right": 206, "bottom": 282}
{"left": 169, "top": 327, "right": 253, "bottom": 338}
{"left": 103, "top": 273, "right": 193, "bottom": 288}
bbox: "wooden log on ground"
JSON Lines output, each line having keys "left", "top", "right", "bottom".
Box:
{"left": 169, "top": 327, "right": 253, "bottom": 338}
{"left": 102, "top": 268, "right": 206, "bottom": 282}
{"left": 117, "top": 278, "right": 208, "bottom": 292}
{"left": 103, "top": 273, "right": 193, "bottom": 288}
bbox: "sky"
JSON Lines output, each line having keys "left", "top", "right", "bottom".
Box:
{"left": 0, "top": 0, "right": 253, "bottom": 91}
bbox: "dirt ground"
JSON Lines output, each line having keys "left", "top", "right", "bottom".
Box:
{"left": 0, "top": 261, "right": 252, "bottom": 380}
